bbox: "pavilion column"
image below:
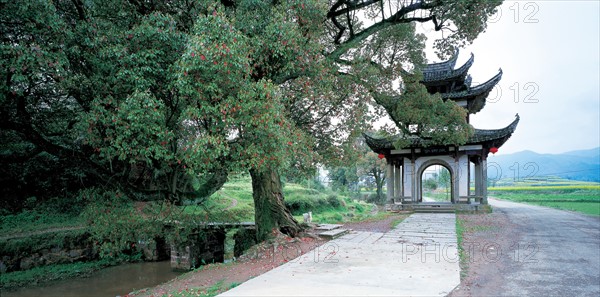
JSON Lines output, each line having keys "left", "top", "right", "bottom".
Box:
{"left": 411, "top": 158, "right": 417, "bottom": 203}
{"left": 481, "top": 158, "right": 488, "bottom": 204}
{"left": 394, "top": 162, "right": 402, "bottom": 200}
{"left": 474, "top": 160, "right": 483, "bottom": 197}
{"left": 450, "top": 158, "right": 458, "bottom": 204}
{"left": 467, "top": 159, "right": 471, "bottom": 197}
{"left": 386, "top": 159, "right": 395, "bottom": 203}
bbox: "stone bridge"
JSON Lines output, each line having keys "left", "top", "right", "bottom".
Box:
{"left": 164, "top": 221, "right": 255, "bottom": 271}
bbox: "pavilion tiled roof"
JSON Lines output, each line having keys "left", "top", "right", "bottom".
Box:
{"left": 418, "top": 50, "right": 502, "bottom": 114}
{"left": 422, "top": 50, "right": 459, "bottom": 74}
{"left": 364, "top": 114, "right": 520, "bottom": 154}
{"left": 442, "top": 69, "right": 503, "bottom": 114}
{"left": 422, "top": 52, "right": 474, "bottom": 83}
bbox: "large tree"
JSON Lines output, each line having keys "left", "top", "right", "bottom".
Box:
{"left": 1, "top": 1, "right": 292, "bottom": 211}
{"left": 237, "top": 0, "right": 503, "bottom": 240}
{"left": 2, "top": 1, "right": 216, "bottom": 209}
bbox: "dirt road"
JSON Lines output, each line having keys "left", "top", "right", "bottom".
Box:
{"left": 454, "top": 198, "right": 600, "bottom": 297}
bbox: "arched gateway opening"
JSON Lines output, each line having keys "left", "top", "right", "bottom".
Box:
{"left": 416, "top": 160, "right": 456, "bottom": 203}
{"left": 421, "top": 165, "right": 452, "bottom": 203}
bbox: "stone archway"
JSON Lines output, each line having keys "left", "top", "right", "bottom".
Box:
{"left": 416, "top": 159, "right": 457, "bottom": 203}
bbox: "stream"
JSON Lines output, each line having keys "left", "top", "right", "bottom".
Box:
{"left": 3, "top": 261, "right": 181, "bottom": 297}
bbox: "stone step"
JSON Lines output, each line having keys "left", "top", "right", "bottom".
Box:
{"left": 413, "top": 208, "right": 455, "bottom": 213}
{"left": 315, "top": 224, "right": 343, "bottom": 231}
{"left": 318, "top": 228, "right": 349, "bottom": 239}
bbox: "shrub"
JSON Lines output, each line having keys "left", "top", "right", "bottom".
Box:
{"left": 366, "top": 193, "right": 385, "bottom": 205}
{"left": 354, "top": 203, "right": 365, "bottom": 213}
{"left": 284, "top": 192, "right": 329, "bottom": 215}
{"left": 327, "top": 194, "right": 341, "bottom": 208}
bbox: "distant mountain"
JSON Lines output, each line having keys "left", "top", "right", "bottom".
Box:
{"left": 487, "top": 147, "right": 600, "bottom": 182}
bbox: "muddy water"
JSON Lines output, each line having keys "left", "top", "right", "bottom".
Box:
{"left": 3, "top": 261, "right": 181, "bottom": 297}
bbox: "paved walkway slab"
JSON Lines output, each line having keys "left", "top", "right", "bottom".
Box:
{"left": 219, "top": 213, "right": 460, "bottom": 296}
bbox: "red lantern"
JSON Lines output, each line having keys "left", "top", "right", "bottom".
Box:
{"left": 378, "top": 153, "right": 385, "bottom": 159}
{"left": 490, "top": 147, "right": 498, "bottom": 154}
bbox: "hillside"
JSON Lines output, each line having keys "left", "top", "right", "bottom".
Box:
{"left": 196, "top": 176, "right": 378, "bottom": 224}
{"left": 487, "top": 147, "right": 600, "bottom": 182}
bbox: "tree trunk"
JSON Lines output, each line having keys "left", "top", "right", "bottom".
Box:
{"left": 250, "top": 167, "right": 302, "bottom": 242}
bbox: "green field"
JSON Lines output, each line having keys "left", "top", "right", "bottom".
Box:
{"left": 489, "top": 177, "right": 600, "bottom": 216}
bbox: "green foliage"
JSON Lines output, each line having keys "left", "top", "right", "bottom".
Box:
{"left": 423, "top": 178, "right": 438, "bottom": 191}
{"left": 438, "top": 169, "right": 451, "bottom": 189}
{"left": 354, "top": 203, "right": 365, "bottom": 213}
{"left": 175, "top": 10, "right": 296, "bottom": 174}
{"left": 328, "top": 167, "right": 359, "bottom": 193}
{"left": 384, "top": 72, "right": 473, "bottom": 149}
{"left": 327, "top": 194, "right": 342, "bottom": 208}
{"left": 329, "top": 138, "right": 387, "bottom": 203}
{"left": 431, "top": 0, "right": 504, "bottom": 57}
{"left": 79, "top": 189, "right": 165, "bottom": 259}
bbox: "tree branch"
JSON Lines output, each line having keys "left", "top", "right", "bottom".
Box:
{"left": 327, "top": 0, "right": 438, "bottom": 60}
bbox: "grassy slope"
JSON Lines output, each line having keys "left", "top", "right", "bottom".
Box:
{"left": 489, "top": 177, "right": 600, "bottom": 216}
{"left": 0, "top": 210, "right": 84, "bottom": 239}
{"left": 185, "top": 175, "right": 377, "bottom": 224}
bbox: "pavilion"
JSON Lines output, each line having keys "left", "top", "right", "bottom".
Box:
{"left": 365, "top": 51, "right": 519, "bottom": 206}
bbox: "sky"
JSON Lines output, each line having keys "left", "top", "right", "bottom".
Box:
{"left": 419, "top": 0, "right": 599, "bottom": 155}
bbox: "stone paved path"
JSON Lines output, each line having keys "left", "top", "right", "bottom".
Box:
{"left": 219, "top": 213, "right": 459, "bottom": 296}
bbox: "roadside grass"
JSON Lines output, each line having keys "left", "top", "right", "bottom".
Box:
{"left": 467, "top": 225, "right": 495, "bottom": 232}
{"left": 455, "top": 216, "right": 468, "bottom": 280}
{"left": 455, "top": 214, "right": 498, "bottom": 281}
{"left": 159, "top": 280, "right": 226, "bottom": 297}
